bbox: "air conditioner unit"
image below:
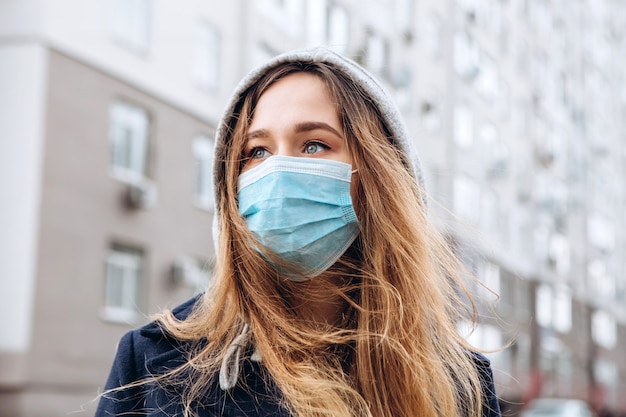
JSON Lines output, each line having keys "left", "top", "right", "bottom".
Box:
{"left": 126, "top": 180, "right": 157, "bottom": 210}
{"left": 170, "top": 257, "right": 201, "bottom": 287}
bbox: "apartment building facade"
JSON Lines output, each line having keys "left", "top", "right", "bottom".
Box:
{"left": 1, "top": 0, "right": 625, "bottom": 416}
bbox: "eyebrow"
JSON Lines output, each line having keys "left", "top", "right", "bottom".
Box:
{"left": 294, "top": 121, "right": 343, "bottom": 138}
{"left": 244, "top": 121, "right": 343, "bottom": 141}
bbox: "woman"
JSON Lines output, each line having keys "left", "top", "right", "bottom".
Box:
{"left": 96, "top": 47, "right": 502, "bottom": 417}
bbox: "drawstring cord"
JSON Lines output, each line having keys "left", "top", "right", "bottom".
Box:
{"left": 218, "top": 323, "right": 262, "bottom": 390}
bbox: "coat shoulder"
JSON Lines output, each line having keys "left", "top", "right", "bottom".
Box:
{"left": 472, "top": 352, "right": 502, "bottom": 417}
{"left": 95, "top": 296, "right": 204, "bottom": 416}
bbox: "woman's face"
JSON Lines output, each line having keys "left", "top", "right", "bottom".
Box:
{"left": 241, "top": 72, "right": 353, "bottom": 172}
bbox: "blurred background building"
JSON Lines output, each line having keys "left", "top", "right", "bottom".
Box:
{"left": 1, "top": 0, "right": 625, "bottom": 416}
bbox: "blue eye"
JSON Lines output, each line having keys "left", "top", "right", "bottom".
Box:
{"left": 304, "top": 142, "right": 328, "bottom": 154}
{"left": 249, "top": 147, "right": 269, "bottom": 159}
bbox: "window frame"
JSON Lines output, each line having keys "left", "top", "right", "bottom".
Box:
{"left": 192, "top": 21, "right": 221, "bottom": 92}
{"left": 192, "top": 135, "right": 215, "bottom": 210}
{"left": 108, "top": 100, "right": 151, "bottom": 184}
{"left": 102, "top": 245, "right": 144, "bottom": 323}
{"left": 110, "top": 0, "right": 151, "bottom": 54}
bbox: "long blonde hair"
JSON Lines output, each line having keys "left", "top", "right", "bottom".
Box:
{"left": 158, "top": 61, "right": 488, "bottom": 417}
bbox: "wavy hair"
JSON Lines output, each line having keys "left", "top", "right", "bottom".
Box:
{"left": 157, "top": 61, "right": 487, "bottom": 417}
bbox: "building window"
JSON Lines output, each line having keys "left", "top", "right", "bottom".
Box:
{"left": 592, "top": 310, "right": 616, "bottom": 349}
{"left": 480, "top": 123, "right": 509, "bottom": 177}
{"left": 307, "top": 1, "right": 351, "bottom": 54}
{"left": 536, "top": 284, "right": 572, "bottom": 333}
{"left": 454, "top": 31, "right": 480, "bottom": 81}
{"left": 454, "top": 104, "right": 474, "bottom": 148}
{"left": 477, "top": 261, "right": 500, "bottom": 304}
{"left": 193, "top": 22, "right": 220, "bottom": 92}
{"left": 458, "top": 321, "right": 504, "bottom": 368}
{"left": 546, "top": 233, "right": 570, "bottom": 275}
{"left": 553, "top": 290, "right": 572, "bottom": 333}
{"left": 424, "top": 14, "right": 442, "bottom": 59}
{"left": 170, "top": 256, "right": 213, "bottom": 295}
{"left": 326, "top": 3, "right": 350, "bottom": 54}
{"left": 110, "top": 0, "right": 151, "bottom": 53}
{"left": 595, "top": 359, "right": 619, "bottom": 403}
{"left": 535, "top": 284, "right": 552, "bottom": 328}
{"left": 453, "top": 175, "right": 481, "bottom": 224}
{"left": 480, "top": 189, "right": 500, "bottom": 237}
{"left": 103, "top": 245, "right": 143, "bottom": 322}
{"left": 394, "top": 0, "right": 414, "bottom": 36}
{"left": 193, "top": 135, "right": 215, "bottom": 209}
{"left": 475, "top": 52, "right": 499, "bottom": 99}
{"left": 587, "top": 213, "right": 615, "bottom": 253}
{"left": 364, "top": 31, "right": 390, "bottom": 78}
{"left": 257, "top": 0, "right": 304, "bottom": 37}
{"left": 516, "top": 278, "right": 531, "bottom": 320}
{"left": 420, "top": 92, "right": 441, "bottom": 131}
{"left": 253, "top": 42, "right": 279, "bottom": 68}
{"left": 588, "top": 259, "right": 616, "bottom": 301}
{"left": 109, "top": 101, "right": 150, "bottom": 182}
{"left": 393, "top": 65, "right": 413, "bottom": 111}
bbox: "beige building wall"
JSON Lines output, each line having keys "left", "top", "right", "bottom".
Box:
{"left": 0, "top": 48, "right": 216, "bottom": 417}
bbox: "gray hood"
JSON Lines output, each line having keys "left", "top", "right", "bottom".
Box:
{"left": 213, "top": 47, "right": 424, "bottom": 208}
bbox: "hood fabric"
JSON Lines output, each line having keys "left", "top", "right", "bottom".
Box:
{"left": 213, "top": 47, "right": 425, "bottom": 211}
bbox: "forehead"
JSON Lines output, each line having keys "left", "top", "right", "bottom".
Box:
{"left": 255, "top": 72, "right": 331, "bottom": 105}
{"left": 248, "top": 72, "right": 339, "bottom": 128}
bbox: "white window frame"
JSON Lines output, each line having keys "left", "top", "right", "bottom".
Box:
{"left": 453, "top": 175, "right": 481, "bottom": 224}
{"left": 536, "top": 284, "right": 572, "bottom": 333}
{"left": 256, "top": 0, "right": 304, "bottom": 37}
{"left": 475, "top": 52, "right": 499, "bottom": 99}
{"left": 110, "top": 0, "right": 151, "bottom": 53}
{"left": 587, "top": 213, "right": 615, "bottom": 253}
{"left": 109, "top": 101, "right": 150, "bottom": 183}
{"left": 592, "top": 310, "right": 616, "bottom": 349}
{"left": 535, "top": 284, "right": 552, "bottom": 328}
{"left": 454, "top": 104, "right": 474, "bottom": 148}
{"left": 424, "top": 13, "right": 442, "bottom": 59}
{"left": 454, "top": 31, "right": 480, "bottom": 81}
{"left": 394, "top": 0, "right": 414, "bottom": 35}
{"left": 364, "top": 31, "right": 389, "bottom": 78}
{"left": 552, "top": 289, "right": 572, "bottom": 333}
{"left": 479, "top": 189, "right": 499, "bottom": 237}
{"left": 192, "top": 22, "right": 220, "bottom": 92}
{"left": 102, "top": 246, "right": 143, "bottom": 323}
{"left": 192, "top": 135, "right": 215, "bottom": 210}
{"left": 477, "top": 261, "right": 500, "bottom": 304}
{"left": 253, "top": 43, "right": 279, "bottom": 68}
{"left": 421, "top": 93, "right": 441, "bottom": 132}
{"left": 171, "top": 256, "right": 214, "bottom": 295}
{"left": 326, "top": 3, "right": 350, "bottom": 54}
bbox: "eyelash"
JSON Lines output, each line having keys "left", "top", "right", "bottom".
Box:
{"left": 244, "top": 140, "right": 330, "bottom": 159}
{"left": 304, "top": 141, "right": 329, "bottom": 154}
{"left": 246, "top": 147, "right": 267, "bottom": 159}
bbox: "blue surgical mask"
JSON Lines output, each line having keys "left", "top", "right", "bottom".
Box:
{"left": 237, "top": 155, "right": 360, "bottom": 281}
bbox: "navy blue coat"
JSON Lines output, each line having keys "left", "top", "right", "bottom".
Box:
{"left": 96, "top": 296, "right": 502, "bottom": 417}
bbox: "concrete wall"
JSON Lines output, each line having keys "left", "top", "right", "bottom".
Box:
{"left": 0, "top": 48, "right": 216, "bottom": 417}
{"left": 0, "top": 43, "right": 48, "bottom": 385}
